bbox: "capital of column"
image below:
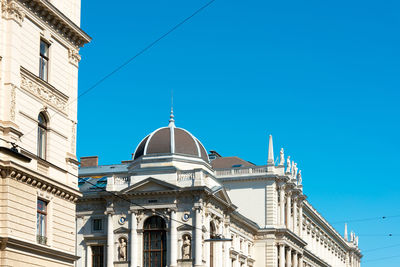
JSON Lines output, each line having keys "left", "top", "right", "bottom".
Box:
{"left": 104, "top": 210, "right": 115, "bottom": 216}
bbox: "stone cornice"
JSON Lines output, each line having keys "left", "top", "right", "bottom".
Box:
{"left": 0, "top": 161, "right": 81, "bottom": 203}
{"left": 0, "top": 236, "right": 79, "bottom": 263}
{"left": 272, "top": 228, "right": 307, "bottom": 248}
{"left": 303, "top": 248, "right": 331, "bottom": 267}
{"left": 20, "top": 67, "right": 69, "bottom": 114}
{"left": 303, "top": 201, "right": 355, "bottom": 251}
{"left": 17, "top": 0, "right": 91, "bottom": 47}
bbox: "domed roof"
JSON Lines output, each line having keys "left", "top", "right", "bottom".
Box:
{"left": 133, "top": 112, "right": 209, "bottom": 162}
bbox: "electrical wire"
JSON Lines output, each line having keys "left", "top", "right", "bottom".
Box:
{"left": 362, "top": 243, "right": 400, "bottom": 253}
{"left": 19, "top": 0, "right": 216, "bottom": 140}
{"left": 81, "top": 177, "right": 209, "bottom": 234}
{"left": 331, "top": 214, "right": 400, "bottom": 224}
{"left": 363, "top": 254, "right": 400, "bottom": 263}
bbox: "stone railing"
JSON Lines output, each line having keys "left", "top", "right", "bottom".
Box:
{"left": 177, "top": 170, "right": 195, "bottom": 181}
{"left": 215, "top": 166, "right": 268, "bottom": 177}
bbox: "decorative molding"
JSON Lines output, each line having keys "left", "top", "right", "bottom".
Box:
{"left": 0, "top": 236, "right": 79, "bottom": 263}
{"left": 0, "top": 166, "right": 80, "bottom": 203}
{"left": 20, "top": 67, "right": 68, "bottom": 114}
{"left": 1, "top": 0, "right": 25, "bottom": 26}
{"left": 68, "top": 48, "right": 81, "bottom": 66}
{"left": 18, "top": 0, "right": 91, "bottom": 48}
{"left": 10, "top": 84, "right": 16, "bottom": 121}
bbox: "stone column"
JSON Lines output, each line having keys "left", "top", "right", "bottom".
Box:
{"left": 298, "top": 254, "right": 303, "bottom": 267}
{"left": 287, "top": 247, "right": 292, "bottom": 267}
{"left": 130, "top": 211, "right": 137, "bottom": 267}
{"left": 216, "top": 221, "right": 223, "bottom": 267}
{"left": 224, "top": 222, "right": 231, "bottom": 267}
{"left": 293, "top": 251, "right": 298, "bottom": 267}
{"left": 279, "top": 187, "right": 285, "bottom": 226}
{"left": 170, "top": 210, "right": 178, "bottom": 266}
{"left": 76, "top": 216, "right": 83, "bottom": 267}
{"left": 279, "top": 245, "right": 285, "bottom": 267}
{"left": 286, "top": 192, "right": 292, "bottom": 229}
{"left": 293, "top": 199, "right": 298, "bottom": 233}
{"left": 299, "top": 203, "right": 303, "bottom": 237}
{"left": 86, "top": 244, "right": 92, "bottom": 267}
{"left": 107, "top": 212, "right": 114, "bottom": 266}
{"left": 194, "top": 207, "right": 203, "bottom": 266}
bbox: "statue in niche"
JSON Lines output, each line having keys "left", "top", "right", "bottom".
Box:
{"left": 182, "top": 235, "right": 191, "bottom": 259}
{"left": 118, "top": 238, "right": 127, "bottom": 261}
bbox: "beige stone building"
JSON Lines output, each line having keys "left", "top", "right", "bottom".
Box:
{"left": 0, "top": 0, "right": 90, "bottom": 266}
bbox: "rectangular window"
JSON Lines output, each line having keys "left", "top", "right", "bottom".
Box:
{"left": 37, "top": 199, "right": 47, "bottom": 245}
{"left": 39, "top": 40, "right": 49, "bottom": 81}
{"left": 93, "top": 218, "right": 103, "bottom": 231}
{"left": 92, "top": 246, "right": 104, "bottom": 267}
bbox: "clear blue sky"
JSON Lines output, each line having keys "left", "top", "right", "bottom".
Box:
{"left": 77, "top": 0, "right": 400, "bottom": 265}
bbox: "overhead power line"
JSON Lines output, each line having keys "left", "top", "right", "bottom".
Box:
{"left": 363, "top": 243, "right": 400, "bottom": 253}
{"left": 82, "top": 178, "right": 209, "bottom": 234}
{"left": 331, "top": 214, "right": 400, "bottom": 224}
{"left": 20, "top": 0, "right": 216, "bottom": 140}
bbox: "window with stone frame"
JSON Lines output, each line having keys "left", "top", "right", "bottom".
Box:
{"left": 37, "top": 199, "right": 47, "bottom": 245}
{"left": 92, "top": 218, "right": 103, "bottom": 231}
{"left": 37, "top": 112, "right": 47, "bottom": 159}
{"left": 91, "top": 245, "right": 104, "bottom": 267}
{"left": 39, "top": 39, "right": 50, "bottom": 81}
{"left": 143, "top": 216, "right": 167, "bottom": 267}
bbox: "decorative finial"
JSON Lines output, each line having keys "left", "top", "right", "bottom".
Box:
{"left": 344, "top": 223, "right": 348, "bottom": 241}
{"left": 267, "top": 135, "right": 274, "bottom": 166}
{"left": 168, "top": 90, "right": 175, "bottom": 127}
{"left": 279, "top": 148, "right": 284, "bottom": 166}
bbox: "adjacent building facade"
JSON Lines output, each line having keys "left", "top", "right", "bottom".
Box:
{"left": 0, "top": 0, "right": 90, "bottom": 265}
{"left": 77, "top": 114, "right": 362, "bottom": 267}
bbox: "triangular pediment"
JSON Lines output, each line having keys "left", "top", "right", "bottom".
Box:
{"left": 212, "top": 186, "right": 232, "bottom": 205}
{"left": 114, "top": 227, "right": 130, "bottom": 234}
{"left": 121, "top": 177, "right": 180, "bottom": 194}
{"left": 177, "top": 223, "right": 193, "bottom": 231}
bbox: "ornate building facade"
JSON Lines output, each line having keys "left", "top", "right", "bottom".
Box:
{"left": 0, "top": 0, "right": 90, "bottom": 265}
{"left": 77, "top": 114, "right": 362, "bottom": 267}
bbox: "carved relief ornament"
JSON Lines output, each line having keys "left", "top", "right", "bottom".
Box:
{"left": 68, "top": 48, "right": 81, "bottom": 66}
{"left": 1, "top": 0, "right": 25, "bottom": 25}
{"left": 20, "top": 68, "right": 68, "bottom": 113}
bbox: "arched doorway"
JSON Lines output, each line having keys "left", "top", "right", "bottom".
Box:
{"left": 143, "top": 216, "right": 166, "bottom": 267}
{"left": 210, "top": 222, "right": 216, "bottom": 267}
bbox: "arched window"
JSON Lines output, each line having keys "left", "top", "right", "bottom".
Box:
{"left": 37, "top": 113, "right": 47, "bottom": 159}
{"left": 210, "top": 222, "right": 216, "bottom": 267}
{"left": 143, "top": 216, "right": 166, "bottom": 267}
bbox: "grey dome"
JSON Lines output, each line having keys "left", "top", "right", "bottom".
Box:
{"left": 133, "top": 116, "right": 209, "bottom": 162}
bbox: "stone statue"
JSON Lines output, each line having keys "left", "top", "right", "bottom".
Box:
{"left": 291, "top": 161, "right": 295, "bottom": 176}
{"left": 182, "top": 235, "right": 191, "bottom": 259}
{"left": 279, "top": 148, "right": 284, "bottom": 166}
{"left": 286, "top": 156, "right": 291, "bottom": 173}
{"left": 298, "top": 170, "right": 302, "bottom": 185}
{"left": 118, "top": 238, "right": 127, "bottom": 261}
{"left": 294, "top": 162, "right": 298, "bottom": 178}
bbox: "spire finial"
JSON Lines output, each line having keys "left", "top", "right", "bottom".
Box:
{"left": 168, "top": 90, "right": 175, "bottom": 127}
{"left": 267, "top": 134, "right": 274, "bottom": 166}
{"left": 344, "top": 223, "right": 348, "bottom": 241}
